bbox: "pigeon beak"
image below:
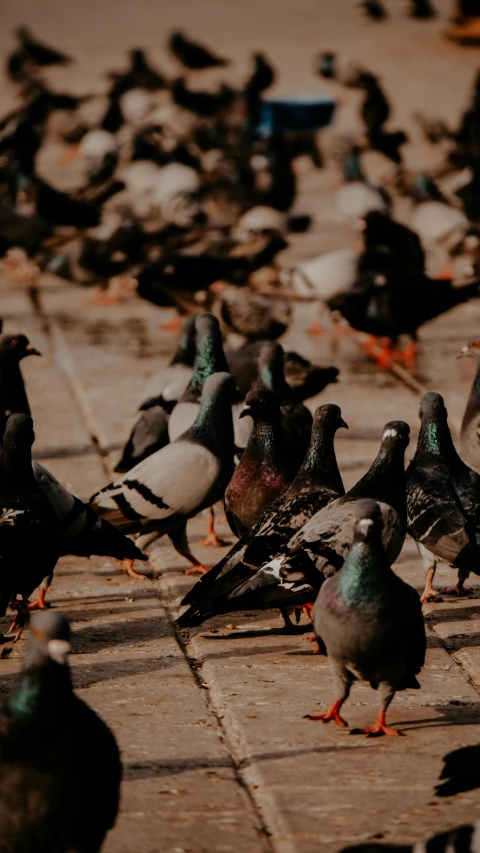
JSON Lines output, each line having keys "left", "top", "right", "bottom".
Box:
{"left": 24, "top": 346, "right": 41, "bottom": 357}
{"left": 340, "top": 418, "right": 349, "bottom": 429}
{"left": 239, "top": 404, "right": 252, "bottom": 419}
{"left": 457, "top": 346, "right": 472, "bottom": 360}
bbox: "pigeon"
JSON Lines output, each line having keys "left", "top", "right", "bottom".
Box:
{"left": 328, "top": 269, "right": 480, "bottom": 369}
{"left": 107, "top": 48, "right": 166, "bottom": 97}
{"left": 306, "top": 499, "right": 425, "bottom": 736}
{"left": 362, "top": 211, "right": 425, "bottom": 275}
{"left": 14, "top": 26, "right": 73, "bottom": 67}
{"left": 114, "top": 316, "right": 197, "bottom": 471}
{"left": 459, "top": 337, "right": 480, "bottom": 473}
{"left": 348, "top": 71, "right": 391, "bottom": 135}
{"left": 407, "top": 0, "right": 436, "bottom": 18}
{"left": 177, "top": 404, "right": 347, "bottom": 628}
{"left": 114, "top": 406, "right": 170, "bottom": 474}
{"left": 226, "top": 341, "right": 339, "bottom": 404}
{"left": 172, "top": 79, "right": 235, "bottom": 118}
{"left": 406, "top": 392, "right": 480, "bottom": 601}
{"left": 0, "top": 415, "right": 59, "bottom": 639}
{"left": 137, "top": 315, "right": 197, "bottom": 413}
{"left": 169, "top": 31, "right": 230, "bottom": 70}
{"left": 242, "top": 340, "right": 313, "bottom": 471}
{"left": 215, "top": 421, "right": 410, "bottom": 616}
{"left": 0, "top": 611, "right": 121, "bottom": 851}
{"left": 168, "top": 313, "right": 231, "bottom": 441}
{"left": 0, "top": 334, "right": 40, "bottom": 422}
{"left": 31, "top": 460, "right": 148, "bottom": 601}
{"left": 359, "top": 0, "right": 388, "bottom": 21}
{"left": 224, "top": 388, "right": 293, "bottom": 538}
{"left": 90, "top": 372, "right": 235, "bottom": 575}
{"left": 244, "top": 52, "right": 276, "bottom": 127}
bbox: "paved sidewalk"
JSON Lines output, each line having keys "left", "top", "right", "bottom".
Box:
{"left": 0, "top": 270, "right": 479, "bottom": 852}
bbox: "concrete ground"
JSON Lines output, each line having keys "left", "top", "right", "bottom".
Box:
{"left": 2, "top": 1, "right": 480, "bottom": 851}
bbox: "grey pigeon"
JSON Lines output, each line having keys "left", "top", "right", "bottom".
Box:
{"left": 307, "top": 499, "right": 425, "bottom": 737}
{"left": 407, "top": 392, "right": 480, "bottom": 602}
{"left": 459, "top": 337, "right": 480, "bottom": 473}
{"left": 114, "top": 406, "right": 170, "bottom": 473}
{"left": 168, "top": 313, "right": 231, "bottom": 441}
{"left": 215, "top": 421, "right": 410, "bottom": 616}
{"left": 0, "top": 611, "right": 121, "bottom": 852}
{"left": 177, "top": 404, "right": 347, "bottom": 628}
{"left": 114, "top": 315, "right": 196, "bottom": 472}
{"left": 137, "top": 314, "right": 196, "bottom": 413}
{"left": 90, "top": 372, "right": 235, "bottom": 575}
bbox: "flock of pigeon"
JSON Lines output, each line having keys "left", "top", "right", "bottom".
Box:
{"left": 2, "top": 19, "right": 480, "bottom": 853}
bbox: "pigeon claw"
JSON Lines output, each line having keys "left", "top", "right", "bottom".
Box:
{"left": 8, "top": 596, "right": 30, "bottom": 643}
{"left": 441, "top": 583, "right": 470, "bottom": 597}
{"left": 352, "top": 710, "right": 401, "bottom": 737}
{"left": 184, "top": 563, "right": 211, "bottom": 576}
{"left": 28, "top": 586, "right": 48, "bottom": 611}
{"left": 305, "top": 699, "right": 348, "bottom": 728}
{"left": 122, "top": 559, "right": 151, "bottom": 580}
{"left": 199, "top": 532, "right": 231, "bottom": 547}
{"left": 302, "top": 603, "right": 314, "bottom": 623}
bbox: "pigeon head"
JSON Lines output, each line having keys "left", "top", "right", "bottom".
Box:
{"left": 187, "top": 313, "right": 228, "bottom": 398}
{"left": 380, "top": 420, "right": 410, "bottom": 449}
{"left": 419, "top": 391, "right": 447, "bottom": 422}
{"left": 240, "top": 388, "right": 281, "bottom": 425}
{"left": 8, "top": 612, "right": 72, "bottom": 721}
{"left": 416, "top": 392, "right": 455, "bottom": 459}
{"left": 458, "top": 338, "right": 480, "bottom": 360}
{"left": 256, "top": 341, "right": 288, "bottom": 395}
{"left": 0, "top": 334, "right": 41, "bottom": 362}
{"left": 29, "top": 611, "right": 71, "bottom": 665}
{"left": 312, "top": 404, "right": 348, "bottom": 434}
{"left": 171, "top": 314, "right": 197, "bottom": 366}
{"left": 352, "top": 499, "right": 383, "bottom": 542}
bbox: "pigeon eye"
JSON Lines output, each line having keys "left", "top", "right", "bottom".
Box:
{"left": 10, "top": 339, "right": 18, "bottom": 347}
{"left": 474, "top": 341, "right": 480, "bottom": 349}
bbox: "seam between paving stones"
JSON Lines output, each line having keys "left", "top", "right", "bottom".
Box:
{"left": 156, "top": 567, "right": 295, "bottom": 853}
{"left": 30, "top": 287, "right": 279, "bottom": 853}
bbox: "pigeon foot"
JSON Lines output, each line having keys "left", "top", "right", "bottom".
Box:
{"left": 122, "top": 559, "right": 151, "bottom": 580}
{"left": 352, "top": 709, "right": 401, "bottom": 737}
{"left": 441, "top": 582, "right": 470, "bottom": 597}
{"left": 306, "top": 636, "right": 320, "bottom": 654}
{"left": 305, "top": 699, "right": 348, "bottom": 727}
{"left": 184, "top": 563, "right": 211, "bottom": 576}
{"left": 420, "top": 586, "right": 442, "bottom": 604}
{"left": 302, "top": 603, "right": 314, "bottom": 623}
{"left": 8, "top": 596, "right": 30, "bottom": 642}
{"left": 28, "top": 586, "right": 48, "bottom": 611}
{"left": 199, "top": 531, "right": 231, "bottom": 547}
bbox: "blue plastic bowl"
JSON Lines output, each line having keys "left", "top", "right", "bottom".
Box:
{"left": 256, "top": 95, "right": 336, "bottom": 135}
